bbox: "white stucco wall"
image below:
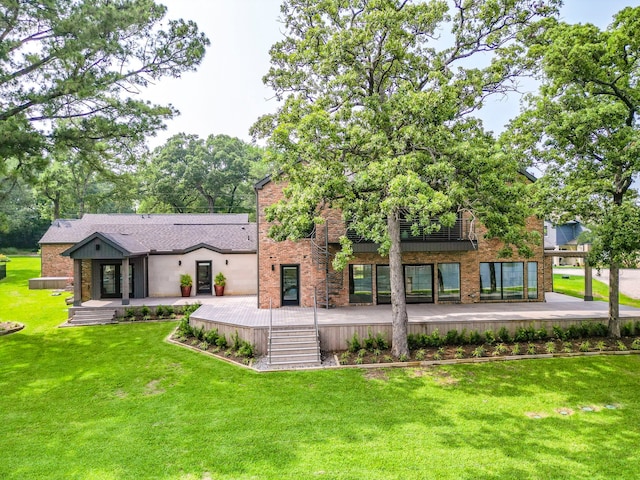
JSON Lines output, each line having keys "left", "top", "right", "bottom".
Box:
{"left": 148, "top": 249, "right": 257, "bottom": 297}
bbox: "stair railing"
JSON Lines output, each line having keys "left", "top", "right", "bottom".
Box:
{"left": 268, "top": 298, "right": 273, "bottom": 364}
{"left": 313, "top": 291, "right": 320, "bottom": 362}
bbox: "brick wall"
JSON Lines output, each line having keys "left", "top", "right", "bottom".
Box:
{"left": 257, "top": 179, "right": 546, "bottom": 309}
{"left": 40, "top": 244, "right": 74, "bottom": 277}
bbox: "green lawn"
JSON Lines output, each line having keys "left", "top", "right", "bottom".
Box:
{"left": 2, "top": 257, "right": 640, "bottom": 479}
{"left": 553, "top": 273, "right": 640, "bottom": 308}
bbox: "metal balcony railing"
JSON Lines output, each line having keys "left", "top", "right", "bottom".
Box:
{"left": 346, "top": 217, "right": 474, "bottom": 243}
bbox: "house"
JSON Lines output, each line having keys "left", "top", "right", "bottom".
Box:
{"left": 255, "top": 175, "right": 547, "bottom": 309}
{"left": 38, "top": 214, "right": 257, "bottom": 305}
{"left": 544, "top": 220, "right": 590, "bottom": 266}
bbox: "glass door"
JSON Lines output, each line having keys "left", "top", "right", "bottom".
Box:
{"left": 281, "top": 265, "right": 299, "bottom": 306}
{"left": 197, "top": 261, "right": 212, "bottom": 294}
{"left": 101, "top": 264, "right": 121, "bottom": 298}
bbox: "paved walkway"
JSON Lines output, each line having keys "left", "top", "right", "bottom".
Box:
{"left": 554, "top": 267, "right": 640, "bottom": 299}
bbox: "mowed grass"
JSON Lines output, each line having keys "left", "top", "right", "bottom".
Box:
{"left": 2, "top": 257, "right": 640, "bottom": 479}
{"left": 553, "top": 273, "right": 640, "bottom": 308}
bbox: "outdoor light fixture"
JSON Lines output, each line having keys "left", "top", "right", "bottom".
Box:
{"left": 271, "top": 264, "right": 275, "bottom": 271}
{"left": 178, "top": 260, "right": 182, "bottom": 266}
{"left": 226, "top": 259, "right": 228, "bottom": 265}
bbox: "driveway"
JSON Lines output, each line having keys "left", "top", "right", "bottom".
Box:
{"left": 554, "top": 267, "right": 640, "bottom": 299}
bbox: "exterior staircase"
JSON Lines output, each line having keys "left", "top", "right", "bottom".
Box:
{"left": 268, "top": 325, "right": 321, "bottom": 367}
{"left": 68, "top": 308, "right": 117, "bottom": 326}
{"left": 311, "top": 222, "right": 343, "bottom": 309}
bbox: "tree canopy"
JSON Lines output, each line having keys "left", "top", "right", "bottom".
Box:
{"left": 0, "top": 0, "right": 209, "bottom": 197}
{"left": 508, "top": 6, "right": 640, "bottom": 336}
{"left": 141, "top": 133, "right": 264, "bottom": 215}
{"left": 253, "top": 0, "right": 558, "bottom": 356}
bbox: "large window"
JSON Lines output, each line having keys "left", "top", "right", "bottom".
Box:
{"left": 375, "top": 264, "right": 434, "bottom": 304}
{"left": 404, "top": 264, "right": 433, "bottom": 303}
{"left": 349, "top": 264, "right": 373, "bottom": 303}
{"left": 480, "top": 262, "right": 524, "bottom": 300}
{"left": 528, "top": 262, "right": 538, "bottom": 299}
{"left": 376, "top": 265, "right": 391, "bottom": 304}
{"left": 437, "top": 263, "right": 460, "bottom": 301}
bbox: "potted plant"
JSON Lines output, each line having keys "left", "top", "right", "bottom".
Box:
{"left": 180, "top": 273, "right": 193, "bottom": 297}
{"left": 214, "top": 272, "right": 226, "bottom": 296}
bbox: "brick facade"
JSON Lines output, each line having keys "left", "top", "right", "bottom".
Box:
{"left": 257, "top": 179, "right": 546, "bottom": 309}
{"left": 40, "top": 244, "right": 74, "bottom": 277}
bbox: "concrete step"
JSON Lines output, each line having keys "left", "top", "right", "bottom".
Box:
{"left": 69, "top": 309, "right": 117, "bottom": 325}
{"left": 269, "top": 353, "right": 321, "bottom": 365}
{"left": 269, "top": 338, "right": 318, "bottom": 346}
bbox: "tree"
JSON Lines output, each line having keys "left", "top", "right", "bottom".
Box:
{"left": 142, "top": 133, "right": 263, "bottom": 214}
{"left": 0, "top": 0, "right": 209, "bottom": 193}
{"left": 252, "top": 0, "right": 556, "bottom": 357}
{"left": 507, "top": 7, "right": 640, "bottom": 337}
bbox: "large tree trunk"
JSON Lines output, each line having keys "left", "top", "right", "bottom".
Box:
{"left": 609, "top": 262, "right": 621, "bottom": 337}
{"left": 388, "top": 211, "right": 409, "bottom": 358}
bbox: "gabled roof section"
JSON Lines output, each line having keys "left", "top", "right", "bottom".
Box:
{"left": 61, "top": 232, "right": 150, "bottom": 257}
{"left": 42, "top": 214, "right": 257, "bottom": 255}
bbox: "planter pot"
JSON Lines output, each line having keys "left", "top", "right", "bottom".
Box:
{"left": 180, "top": 286, "right": 192, "bottom": 297}
{"left": 214, "top": 285, "right": 225, "bottom": 296}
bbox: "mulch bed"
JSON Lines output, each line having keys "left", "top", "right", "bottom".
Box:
{"left": 334, "top": 337, "right": 640, "bottom": 365}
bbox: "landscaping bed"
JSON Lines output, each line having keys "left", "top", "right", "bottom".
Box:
{"left": 333, "top": 322, "right": 640, "bottom": 366}
{"left": 0, "top": 321, "right": 23, "bottom": 335}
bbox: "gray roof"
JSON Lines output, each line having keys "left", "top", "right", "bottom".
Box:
{"left": 41, "top": 214, "right": 256, "bottom": 253}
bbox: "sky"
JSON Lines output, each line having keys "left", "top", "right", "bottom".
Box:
{"left": 144, "top": 0, "right": 637, "bottom": 149}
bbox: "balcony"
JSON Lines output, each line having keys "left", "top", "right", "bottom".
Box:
{"left": 346, "top": 217, "right": 477, "bottom": 253}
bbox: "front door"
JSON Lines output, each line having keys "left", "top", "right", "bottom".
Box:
{"left": 197, "top": 261, "right": 212, "bottom": 294}
{"left": 281, "top": 265, "right": 300, "bottom": 306}
{"left": 100, "top": 263, "right": 134, "bottom": 298}
{"left": 101, "top": 264, "right": 121, "bottom": 298}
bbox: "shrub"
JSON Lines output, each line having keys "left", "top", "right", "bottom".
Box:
{"left": 176, "top": 318, "right": 192, "bottom": 337}
{"left": 155, "top": 305, "right": 166, "bottom": 318}
{"left": 553, "top": 325, "right": 566, "bottom": 341}
{"left": 484, "top": 330, "right": 496, "bottom": 345}
{"left": 383, "top": 354, "right": 394, "bottom": 363}
{"left": 142, "top": 315, "right": 151, "bottom": 322}
{"left": 527, "top": 343, "right": 536, "bottom": 355}
{"left": 140, "top": 305, "right": 151, "bottom": 317}
{"left": 237, "top": 341, "right": 255, "bottom": 358}
{"left": 536, "top": 327, "right": 548, "bottom": 341}
{"left": 545, "top": 341, "right": 556, "bottom": 354}
{"left": 579, "top": 341, "right": 591, "bottom": 352}
{"left": 204, "top": 329, "right": 220, "bottom": 344}
{"left": 357, "top": 348, "right": 367, "bottom": 358}
{"left": 347, "top": 332, "right": 361, "bottom": 353}
{"left": 407, "top": 333, "right": 421, "bottom": 351}
{"left": 510, "top": 343, "right": 521, "bottom": 355}
{"left": 125, "top": 307, "right": 136, "bottom": 319}
{"left": 596, "top": 341, "right": 607, "bottom": 352}
{"left": 231, "top": 331, "right": 242, "bottom": 352}
{"left": 454, "top": 346, "right": 465, "bottom": 359}
{"left": 399, "top": 353, "right": 409, "bottom": 362}
{"left": 193, "top": 326, "right": 205, "bottom": 341}
{"left": 631, "top": 338, "right": 640, "bottom": 350}
{"left": 429, "top": 329, "right": 443, "bottom": 347}
{"left": 340, "top": 352, "right": 350, "bottom": 364}
{"left": 374, "top": 332, "right": 389, "bottom": 350}
{"left": 617, "top": 340, "right": 627, "bottom": 351}
{"left": 621, "top": 322, "right": 634, "bottom": 337}
{"left": 468, "top": 330, "right": 482, "bottom": 345}
{"left": 563, "top": 342, "right": 573, "bottom": 353}
{"left": 497, "top": 326, "right": 511, "bottom": 343}
{"left": 216, "top": 335, "right": 228, "bottom": 349}
{"left": 165, "top": 305, "right": 175, "bottom": 317}
{"left": 445, "top": 329, "right": 459, "bottom": 346}
{"left": 363, "top": 329, "right": 376, "bottom": 351}
{"left": 432, "top": 347, "right": 444, "bottom": 361}
{"left": 415, "top": 349, "right": 426, "bottom": 361}
{"left": 355, "top": 356, "right": 364, "bottom": 365}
